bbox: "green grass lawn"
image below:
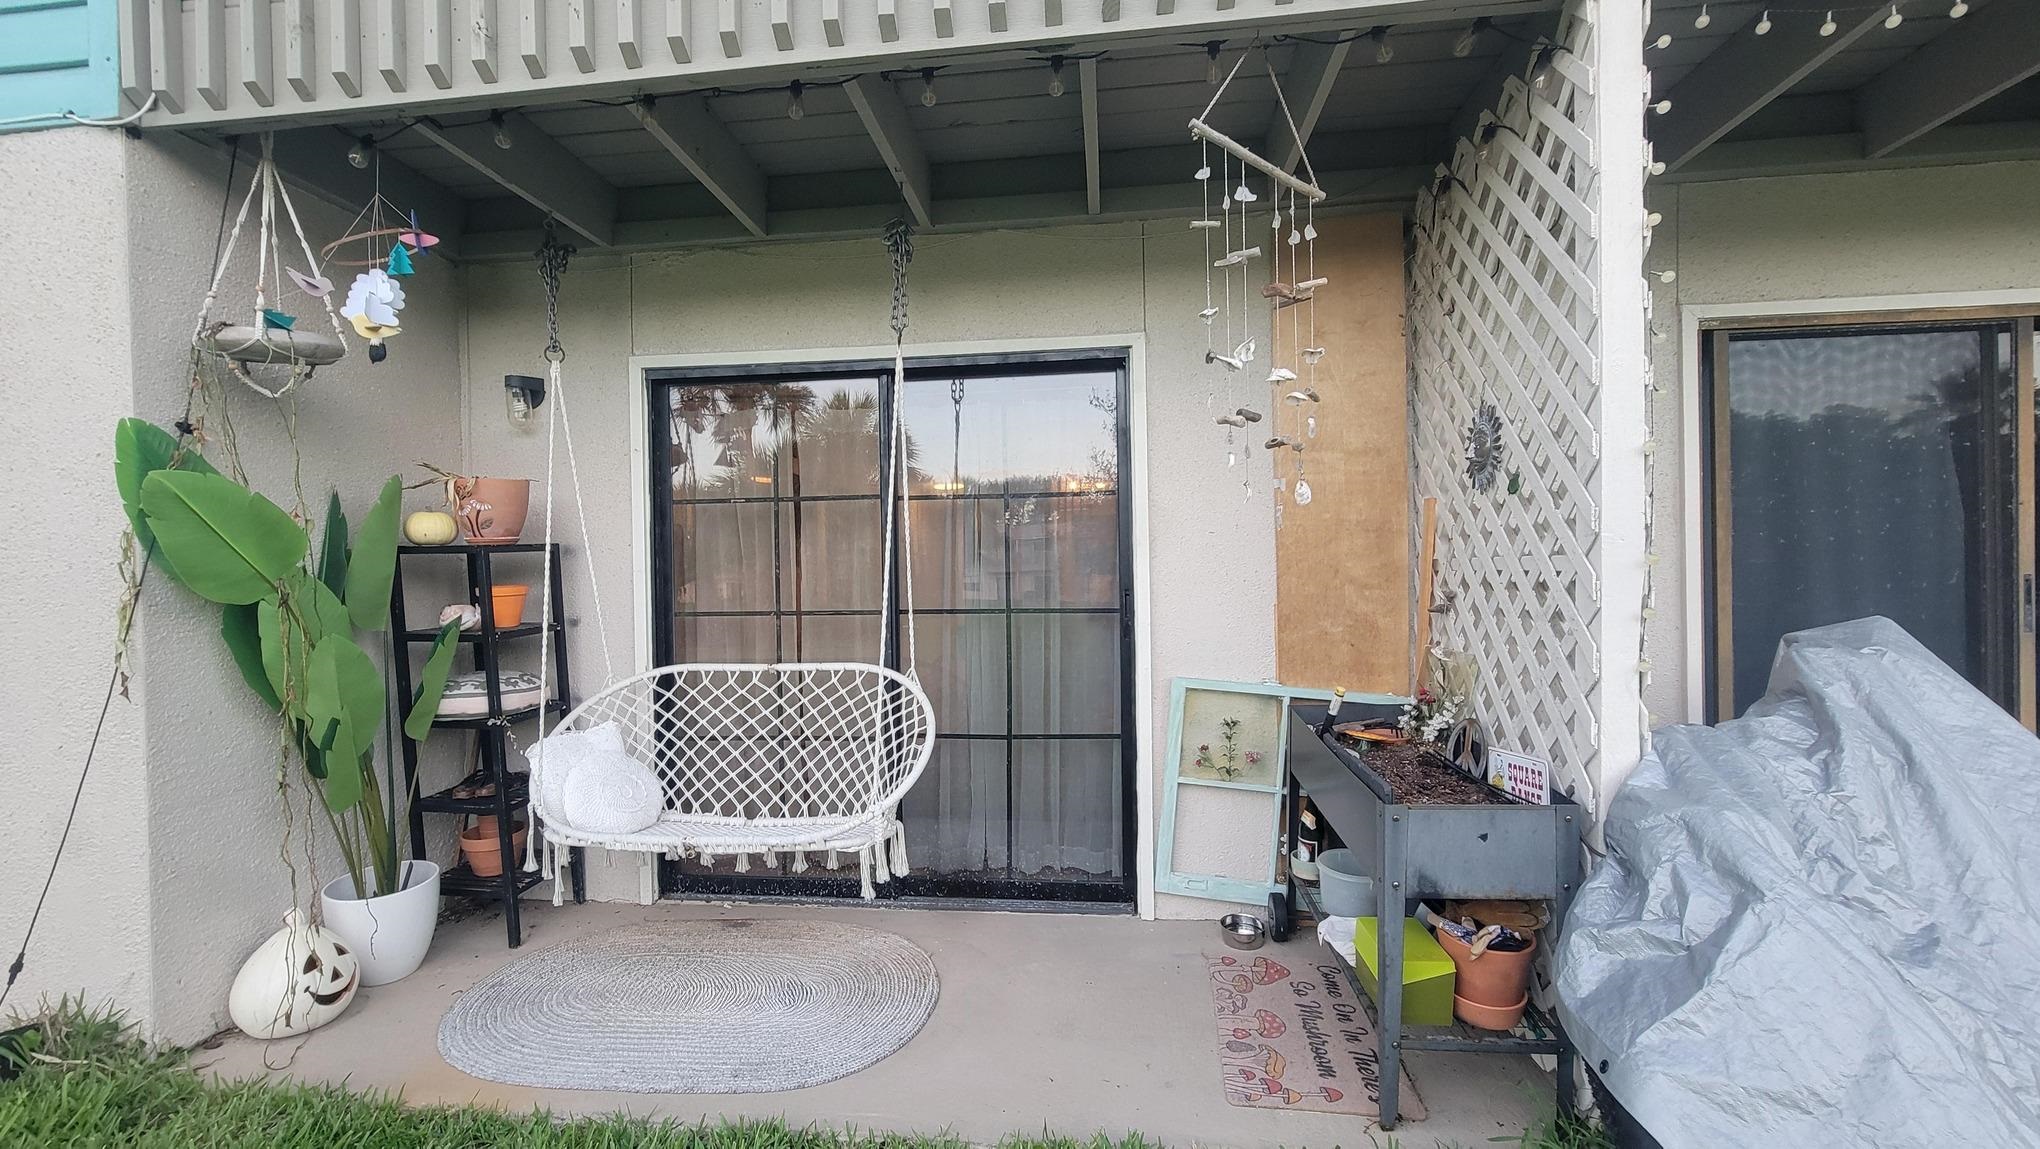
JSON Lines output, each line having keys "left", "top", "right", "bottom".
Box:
{"left": 1, "top": 1000, "right": 1608, "bottom": 1149}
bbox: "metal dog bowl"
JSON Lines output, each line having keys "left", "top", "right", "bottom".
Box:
{"left": 1219, "top": 913, "right": 1268, "bottom": 950}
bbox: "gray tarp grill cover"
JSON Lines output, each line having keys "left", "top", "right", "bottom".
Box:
{"left": 1557, "top": 618, "right": 2040, "bottom": 1147}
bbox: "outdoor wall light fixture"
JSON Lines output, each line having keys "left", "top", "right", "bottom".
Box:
{"left": 491, "top": 112, "right": 514, "bottom": 149}
{"left": 505, "top": 374, "right": 546, "bottom": 428}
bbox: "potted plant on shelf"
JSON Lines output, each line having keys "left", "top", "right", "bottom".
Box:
{"left": 115, "top": 418, "right": 464, "bottom": 991}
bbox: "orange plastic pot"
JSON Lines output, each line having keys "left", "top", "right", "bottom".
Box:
{"left": 1452, "top": 991, "right": 1528, "bottom": 1031}
{"left": 459, "top": 821, "right": 527, "bottom": 877}
{"left": 1435, "top": 926, "right": 1538, "bottom": 1023}
{"left": 490, "top": 584, "right": 530, "bottom": 627}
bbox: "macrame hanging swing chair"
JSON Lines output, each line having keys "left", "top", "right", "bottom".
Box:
{"left": 522, "top": 220, "right": 937, "bottom": 901}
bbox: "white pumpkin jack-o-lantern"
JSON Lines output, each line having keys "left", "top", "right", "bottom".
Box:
{"left": 228, "top": 910, "right": 360, "bottom": 1039}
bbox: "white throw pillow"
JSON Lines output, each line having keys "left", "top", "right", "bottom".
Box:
{"left": 527, "top": 722, "right": 628, "bottom": 819}
{"left": 561, "top": 752, "right": 665, "bottom": 835}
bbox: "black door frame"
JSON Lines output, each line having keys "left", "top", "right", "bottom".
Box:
{"left": 645, "top": 348, "right": 1138, "bottom": 905}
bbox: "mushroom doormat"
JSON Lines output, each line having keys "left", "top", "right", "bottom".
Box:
{"left": 1206, "top": 954, "right": 1426, "bottom": 1119}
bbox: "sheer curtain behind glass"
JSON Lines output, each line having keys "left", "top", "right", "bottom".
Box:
{"left": 1722, "top": 326, "right": 2017, "bottom": 715}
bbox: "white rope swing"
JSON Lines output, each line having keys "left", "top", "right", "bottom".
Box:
{"left": 522, "top": 219, "right": 936, "bottom": 902}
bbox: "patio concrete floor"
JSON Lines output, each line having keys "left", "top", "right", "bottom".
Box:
{"left": 198, "top": 899, "right": 1552, "bottom": 1148}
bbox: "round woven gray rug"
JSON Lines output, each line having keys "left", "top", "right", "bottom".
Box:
{"left": 437, "top": 918, "right": 939, "bottom": 1093}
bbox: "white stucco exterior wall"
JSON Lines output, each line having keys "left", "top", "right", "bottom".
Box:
{"left": 0, "top": 128, "right": 154, "bottom": 1026}
{"left": 0, "top": 128, "right": 467, "bottom": 1043}
{"left": 458, "top": 222, "right": 1281, "bottom": 918}
{"left": 1644, "top": 160, "right": 2040, "bottom": 727}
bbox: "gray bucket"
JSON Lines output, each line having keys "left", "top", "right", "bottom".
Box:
{"left": 1316, "top": 848, "right": 1377, "bottom": 917}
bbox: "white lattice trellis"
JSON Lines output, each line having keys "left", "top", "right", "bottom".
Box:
{"left": 1409, "top": 2, "right": 1632, "bottom": 814}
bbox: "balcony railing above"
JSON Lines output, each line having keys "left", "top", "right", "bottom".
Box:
{"left": 126, "top": 0, "right": 1524, "bottom": 129}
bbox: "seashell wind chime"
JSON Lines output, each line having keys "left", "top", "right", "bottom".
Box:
{"left": 1192, "top": 50, "right": 1328, "bottom": 524}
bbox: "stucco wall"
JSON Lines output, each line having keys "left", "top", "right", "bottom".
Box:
{"left": 0, "top": 128, "right": 154, "bottom": 1026}
{"left": 459, "top": 222, "right": 1294, "bottom": 917}
{"left": 1644, "top": 160, "right": 2040, "bottom": 727}
{"left": 0, "top": 128, "right": 466, "bottom": 1043}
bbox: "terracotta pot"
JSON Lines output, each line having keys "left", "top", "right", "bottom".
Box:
{"left": 1452, "top": 990, "right": 1528, "bottom": 1031}
{"left": 459, "top": 821, "right": 527, "bottom": 877}
{"left": 451, "top": 476, "right": 531, "bottom": 544}
{"left": 472, "top": 814, "right": 499, "bottom": 836}
{"left": 1435, "top": 926, "right": 1538, "bottom": 1014}
{"left": 490, "top": 584, "right": 530, "bottom": 627}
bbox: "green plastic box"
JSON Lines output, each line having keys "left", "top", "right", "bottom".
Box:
{"left": 1352, "top": 917, "right": 1457, "bottom": 1026}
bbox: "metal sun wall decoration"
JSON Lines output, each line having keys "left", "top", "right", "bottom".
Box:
{"left": 1194, "top": 50, "right": 1328, "bottom": 522}
{"left": 1465, "top": 401, "right": 1504, "bottom": 491}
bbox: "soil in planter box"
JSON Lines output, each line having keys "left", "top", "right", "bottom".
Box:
{"left": 1344, "top": 740, "right": 1510, "bottom": 805}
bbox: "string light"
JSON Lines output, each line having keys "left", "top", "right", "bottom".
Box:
{"left": 1205, "top": 41, "right": 1221, "bottom": 85}
{"left": 1883, "top": 3, "right": 1902, "bottom": 27}
{"left": 1650, "top": 33, "right": 1673, "bottom": 48}
{"left": 346, "top": 136, "right": 371, "bottom": 169}
{"left": 1369, "top": 26, "right": 1394, "bottom": 64}
{"left": 1693, "top": 3, "right": 1711, "bottom": 28}
{"left": 1754, "top": 9, "right": 1773, "bottom": 34}
{"left": 1528, "top": 43, "right": 1559, "bottom": 92}
{"left": 786, "top": 80, "right": 805, "bottom": 120}
{"left": 1819, "top": 10, "right": 1838, "bottom": 35}
{"left": 490, "top": 112, "right": 513, "bottom": 149}
{"left": 1651, "top": 96, "right": 1672, "bottom": 115}
{"left": 1048, "top": 56, "right": 1067, "bottom": 98}
{"left": 1949, "top": 0, "right": 1967, "bottom": 15}
{"left": 1452, "top": 17, "right": 1491, "bottom": 58}
{"left": 919, "top": 68, "right": 938, "bottom": 107}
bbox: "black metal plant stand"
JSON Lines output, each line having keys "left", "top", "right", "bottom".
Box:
{"left": 1278, "top": 700, "right": 1582, "bottom": 1131}
{"left": 392, "top": 542, "right": 585, "bottom": 947}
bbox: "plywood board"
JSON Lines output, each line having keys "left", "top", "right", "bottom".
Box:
{"left": 1273, "top": 212, "right": 1411, "bottom": 693}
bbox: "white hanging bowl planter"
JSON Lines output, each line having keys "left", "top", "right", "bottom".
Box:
{"left": 196, "top": 324, "right": 345, "bottom": 367}
{"left": 319, "top": 860, "right": 441, "bottom": 986}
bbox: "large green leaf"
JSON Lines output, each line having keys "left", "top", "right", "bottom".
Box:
{"left": 403, "top": 620, "right": 464, "bottom": 742}
{"left": 306, "top": 637, "right": 385, "bottom": 812}
{"left": 139, "top": 470, "right": 306, "bottom": 605}
{"left": 259, "top": 575, "right": 349, "bottom": 711}
{"left": 317, "top": 491, "right": 350, "bottom": 599}
{"left": 345, "top": 476, "right": 404, "bottom": 632}
{"left": 221, "top": 602, "right": 281, "bottom": 710}
{"left": 114, "top": 419, "right": 220, "bottom": 587}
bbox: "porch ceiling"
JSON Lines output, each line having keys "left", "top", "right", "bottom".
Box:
{"left": 1645, "top": 0, "right": 2040, "bottom": 177}
{"left": 183, "top": 3, "right": 1565, "bottom": 256}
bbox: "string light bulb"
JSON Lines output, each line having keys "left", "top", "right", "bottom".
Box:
{"left": 346, "top": 136, "right": 371, "bottom": 169}
{"left": 1650, "top": 33, "right": 1673, "bottom": 48}
{"left": 1205, "top": 41, "right": 1221, "bottom": 85}
{"left": 1948, "top": 0, "right": 1967, "bottom": 15}
{"left": 490, "top": 112, "right": 513, "bottom": 149}
{"left": 1754, "top": 9, "right": 1772, "bottom": 34}
{"left": 786, "top": 80, "right": 805, "bottom": 121}
{"left": 1883, "top": 3, "right": 1902, "bottom": 27}
{"left": 1693, "top": 3, "right": 1711, "bottom": 28}
{"left": 1652, "top": 97, "right": 1673, "bottom": 115}
{"left": 1048, "top": 56, "right": 1066, "bottom": 98}
{"left": 1819, "top": 10, "right": 1838, "bottom": 35}
{"left": 1452, "top": 17, "right": 1491, "bottom": 58}
{"left": 1528, "top": 43, "right": 1559, "bottom": 92}
{"left": 1369, "top": 26, "right": 1394, "bottom": 64}
{"left": 919, "top": 68, "right": 938, "bottom": 107}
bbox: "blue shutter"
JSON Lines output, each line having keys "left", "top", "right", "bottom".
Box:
{"left": 0, "top": 0, "right": 118, "bottom": 129}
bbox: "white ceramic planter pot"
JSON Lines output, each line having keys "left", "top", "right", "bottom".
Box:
{"left": 319, "top": 860, "right": 441, "bottom": 986}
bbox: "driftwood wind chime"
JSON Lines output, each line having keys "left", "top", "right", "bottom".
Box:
{"left": 1193, "top": 50, "right": 1328, "bottom": 523}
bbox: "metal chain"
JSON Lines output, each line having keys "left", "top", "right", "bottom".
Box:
{"left": 536, "top": 223, "right": 575, "bottom": 362}
{"left": 884, "top": 216, "right": 914, "bottom": 342}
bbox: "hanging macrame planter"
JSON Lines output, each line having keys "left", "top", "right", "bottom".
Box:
{"left": 193, "top": 134, "right": 348, "bottom": 397}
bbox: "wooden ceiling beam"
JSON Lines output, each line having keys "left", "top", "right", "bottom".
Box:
{"left": 412, "top": 112, "right": 618, "bottom": 245}
{"left": 843, "top": 73, "right": 933, "bottom": 229}
{"left": 1858, "top": 0, "right": 2040, "bottom": 158}
{"left": 1266, "top": 30, "right": 1355, "bottom": 174}
{"left": 1653, "top": 7, "right": 1884, "bottom": 173}
{"left": 634, "top": 94, "right": 770, "bottom": 238}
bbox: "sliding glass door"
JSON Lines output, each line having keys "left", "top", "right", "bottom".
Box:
{"left": 1704, "top": 316, "right": 2036, "bottom": 723}
{"left": 647, "top": 354, "right": 1134, "bottom": 903}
